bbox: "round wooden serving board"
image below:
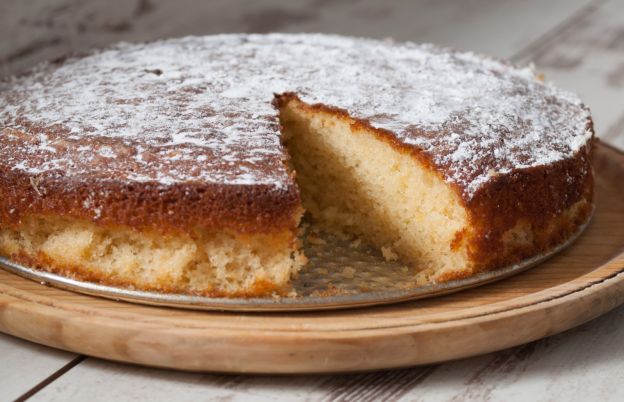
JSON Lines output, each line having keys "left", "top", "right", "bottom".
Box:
{"left": 0, "top": 142, "right": 623, "bottom": 374}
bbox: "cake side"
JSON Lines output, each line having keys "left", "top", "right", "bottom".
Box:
{"left": 0, "top": 127, "right": 302, "bottom": 235}
{"left": 0, "top": 214, "right": 304, "bottom": 296}
{"left": 459, "top": 142, "right": 594, "bottom": 276}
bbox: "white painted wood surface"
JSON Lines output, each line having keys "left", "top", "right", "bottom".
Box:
{"left": 1, "top": 0, "right": 623, "bottom": 400}
{"left": 513, "top": 0, "right": 624, "bottom": 148}
{"left": 0, "top": 334, "right": 76, "bottom": 401}
{"left": 0, "top": 0, "right": 593, "bottom": 76}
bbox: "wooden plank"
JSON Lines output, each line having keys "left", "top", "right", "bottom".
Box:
{"left": 29, "top": 359, "right": 437, "bottom": 402}
{"left": 396, "top": 304, "right": 624, "bottom": 402}
{"left": 0, "top": 0, "right": 593, "bottom": 77}
{"left": 513, "top": 0, "right": 624, "bottom": 148}
{"left": 0, "top": 333, "right": 77, "bottom": 402}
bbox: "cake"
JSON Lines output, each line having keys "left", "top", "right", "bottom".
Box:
{"left": 0, "top": 34, "right": 594, "bottom": 296}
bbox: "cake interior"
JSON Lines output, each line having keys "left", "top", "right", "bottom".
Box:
{"left": 0, "top": 215, "right": 302, "bottom": 296}
{"left": 279, "top": 98, "right": 472, "bottom": 282}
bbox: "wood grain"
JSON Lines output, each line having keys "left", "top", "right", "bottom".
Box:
{"left": 0, "top": 142, "right": 622, "bottom": 374}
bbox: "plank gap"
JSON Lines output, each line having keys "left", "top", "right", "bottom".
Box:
{"left": 14, "top": 356, "right": 86, "bottom": 402}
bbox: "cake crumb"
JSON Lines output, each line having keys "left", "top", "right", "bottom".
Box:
{"left": 294, "top": 251, "right": 309, "bottom": 266}
{"left": 381, "top": 246, "right": 399, "bottom": 261}
{"left": 349, "top": 238, "right": 362, "bottom": 249}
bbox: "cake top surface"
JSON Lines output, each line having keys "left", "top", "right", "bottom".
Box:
{"left": 0, "top": 33, "right": 592, "bottom": 199}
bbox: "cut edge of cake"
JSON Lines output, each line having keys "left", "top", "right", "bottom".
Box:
{"left": 277, "top": 93, "right": 594, "bottom": 284}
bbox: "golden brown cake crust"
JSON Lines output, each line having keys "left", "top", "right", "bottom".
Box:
{"left": 0, "top": 155, "right": 301, "bottom": 235}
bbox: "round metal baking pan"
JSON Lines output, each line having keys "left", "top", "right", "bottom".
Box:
{"left": 0, "top": 214, "right": 592, "bottom": 312}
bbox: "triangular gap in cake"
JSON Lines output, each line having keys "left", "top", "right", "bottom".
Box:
{"left": 275, "top": 93, "right": 473, "bottom": 283}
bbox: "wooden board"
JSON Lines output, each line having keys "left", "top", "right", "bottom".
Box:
{"left": 0, "top": 142, "right": 622, "bottom": 375}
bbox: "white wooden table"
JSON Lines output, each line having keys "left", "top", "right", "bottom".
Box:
{"left": 1, "top": 0, "right": 623, "bottom": 400}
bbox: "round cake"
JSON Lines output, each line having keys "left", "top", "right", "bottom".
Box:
{"left": 0, "top": 34, "right": 594, "bottom": 296}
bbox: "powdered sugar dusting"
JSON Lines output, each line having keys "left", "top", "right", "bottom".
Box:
{"left": 0, "top": 34, "right": 592, "bottom": 198}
